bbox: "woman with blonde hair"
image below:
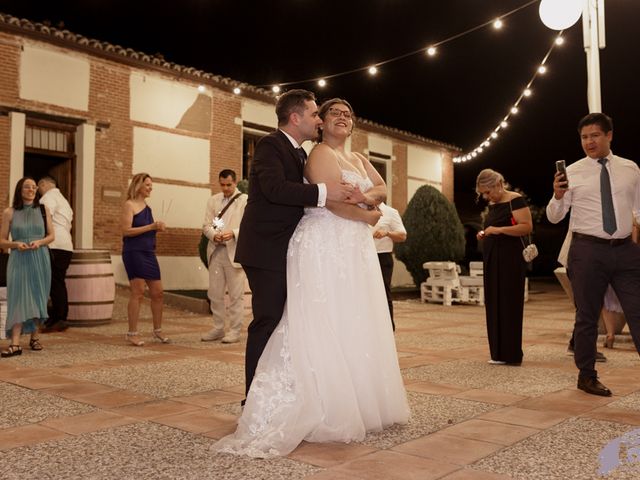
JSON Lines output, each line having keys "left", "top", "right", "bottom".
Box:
{"left": 476, "top": 169, "right": 533, "bottom": 365}
{"left": 121, "top": 173, "right": 168, "bottom": 346}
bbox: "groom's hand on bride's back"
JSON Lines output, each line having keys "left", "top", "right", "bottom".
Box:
{"left": 326, "top": 181, "right": 356, "bottom": 203}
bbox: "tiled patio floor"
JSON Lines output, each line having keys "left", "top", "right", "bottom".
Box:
{"left": 1, "top": 280, "right": 638, "bottom": 479}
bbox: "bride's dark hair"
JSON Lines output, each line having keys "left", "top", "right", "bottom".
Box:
{"left": 317, "top": 98, "right": 355, "bottom": 143}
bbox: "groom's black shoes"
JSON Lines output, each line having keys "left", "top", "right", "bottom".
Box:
{"left": 577, "top": 376, "right": 612, "bottom": 396}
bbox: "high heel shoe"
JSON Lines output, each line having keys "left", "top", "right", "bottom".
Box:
{"left": 153, "top": 328, "right": 170, "bottom": 343}
{"left": 603, "top": 334, "right": 615, "bottom": 349}
{"left": 126, "top": 332, "right": 145, "bottom": 346}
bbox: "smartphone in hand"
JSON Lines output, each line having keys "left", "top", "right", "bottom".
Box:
{"left": 555, "top": 160, "right": 568, "bottom": 189}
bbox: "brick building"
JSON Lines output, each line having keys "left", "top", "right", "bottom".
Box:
{"left": 0, "top": 13, "right": 460, "bottom": 289}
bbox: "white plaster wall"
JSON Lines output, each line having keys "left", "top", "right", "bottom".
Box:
{"left": 132, "top": 127, "right": 210, "bottom": 183}
{"left": 113, "top": 255, "right": 209, "bottom": 289}
{"left": 241, "top": 100, "right": 277, "bottom": 128}
{"left": 145, "top": 183, "right": 212, "bottom": 230}
{"left": 130, "top": 73, "right": 209, "bottom": 129}
{"left": 407, "top": 145, "right": 442, "bottom": 183}
{"left": 368, "top": 133, "right": 392, "bottom": 156}
{"left": 20, "top": 44, "right": 89, "bottom": 111}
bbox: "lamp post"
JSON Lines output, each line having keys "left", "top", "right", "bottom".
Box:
{"left": 539, "top": 0, "right": 606, "bottom": 113}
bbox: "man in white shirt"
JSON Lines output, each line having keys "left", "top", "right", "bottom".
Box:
{"left": 201, "top": 169, "right": 247, "bottom": 344}
{"left": 546, "top": 113, "right": 640, "bottom": 397}
{"left": 373, "top": 202, "right": 407, "bottom": 331}
{"left": 38, "top": 176, "right": 74, "bottom": 332}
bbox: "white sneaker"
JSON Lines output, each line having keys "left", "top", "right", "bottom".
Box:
{"left": 201, "top": 329, "right": 224, "bottom": 342}
{"left": 221, "top": 333, "right": 240, "bottom": 344}
{"left": 487, "top": 359, "right": 507, "bottom": 365}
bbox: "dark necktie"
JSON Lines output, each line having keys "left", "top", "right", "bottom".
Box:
{"left": 296, "top": 147, "right": 307, "bottom": 165}
{"left": 598, "top": 158, "right": 617, "bottom": 235}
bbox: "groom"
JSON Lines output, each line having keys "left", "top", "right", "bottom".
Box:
{"left": 235, "top": 89, "right": 354, "bottom": 396}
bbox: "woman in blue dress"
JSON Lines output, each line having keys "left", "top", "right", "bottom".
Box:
{"left": 121, "top": 173, "right": 169, "bottom": 346}
{"left": 0, "top": 177, "right": 54, "bottom": 357}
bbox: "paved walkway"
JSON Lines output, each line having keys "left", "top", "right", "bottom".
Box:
{"left": 1, "top": 280, "right": 639, "bottom": 479}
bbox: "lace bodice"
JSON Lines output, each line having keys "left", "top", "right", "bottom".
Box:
{"left": 305, "top": 169, "right": 373, "bottom": 216}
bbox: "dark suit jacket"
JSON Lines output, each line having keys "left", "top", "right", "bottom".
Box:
{"left": 235, "top": 130, "right": 319, "bottom": 272}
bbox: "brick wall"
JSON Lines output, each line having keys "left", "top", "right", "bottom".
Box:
{"left": 441, "top": 149, "right": 454, "bottom": 202}
{"left": 391, "top": 143, "right": 408, "bottom": 213}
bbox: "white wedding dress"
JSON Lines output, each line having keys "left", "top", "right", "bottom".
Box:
{"left": 214, "top": 170, "right": 410, "bottom": 458}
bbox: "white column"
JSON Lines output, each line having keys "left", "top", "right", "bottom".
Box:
{"left": 75, "top": 123, "right": 96, "bottom": 249}
{"left": 8, "top": 112, "right": 26, "bottom": 197}
{"left": 582, "top": 0, "right": 606, "bottom": 112}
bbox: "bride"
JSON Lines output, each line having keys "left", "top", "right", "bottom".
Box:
{"left": 214, "top": 98, "right": 409, "bottom": 458}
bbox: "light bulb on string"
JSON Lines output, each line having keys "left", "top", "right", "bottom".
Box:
{"left": 501, "top": 121, "right": 508, "bottom": 128}
{"left": 538, "top": 65, "right": 547, "bottom": 74}
{"left": 318, "top": 79, "right": 327, "bottom": 87}
{"left": 233, "top": 87, "right": 241, "bottom": 95}
{"left": 511, "top": 106, "right": 519, "bottom": 114}
{"left": 491, "top": 132, "right": 498, "bottom": 139}
{"left": 197, "top": 85, "right": 206, "bottom": 93}
{"left": 493, "top": 18, "right": 503, "bottom": 29}
{"left": 272, "top": 85, "right": 281, "bottom": 93}
{"left": 555, "top": 36, "right": 565, "bottom": 46}
{"left": 368, "top": 66, "right": 378, "bottom": 75}
{"left": 523, "top": 88, "right": 532, "bottom": 97}
{"left": 426, "top": 46, "right": 437, "bottom": 57}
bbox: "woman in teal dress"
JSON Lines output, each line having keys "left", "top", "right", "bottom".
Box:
{"left": 0, "top": 177, "right": 54, "bottom": 357}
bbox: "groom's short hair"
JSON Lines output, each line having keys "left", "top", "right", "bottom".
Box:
{"left": 276, "top": 89, "right": 316, "bottom": 126}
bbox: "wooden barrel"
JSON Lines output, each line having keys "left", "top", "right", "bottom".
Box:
{"left": 65, "top": 250, "right": 115, "bottom": 326}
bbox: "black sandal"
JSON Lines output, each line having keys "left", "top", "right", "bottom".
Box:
{"left": 29, "top": 338, "right": 43, "bottom": 351}
{"left": 1, "top": 345, "right": 23, "bottom": 357}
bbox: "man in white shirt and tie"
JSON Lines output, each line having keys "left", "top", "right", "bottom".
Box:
{"left": 546, "top": 113, "right": 640, "bottom": 397}
{"left": 38, "top": 176, "right": 74, "bottom": 333}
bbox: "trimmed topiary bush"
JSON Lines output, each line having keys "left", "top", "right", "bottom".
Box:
{"left": 395, "top": 185, "right": 465, "bottom": 286}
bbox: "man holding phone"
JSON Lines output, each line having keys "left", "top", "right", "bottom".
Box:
{"left": 546, "top": 113, "right": 640, "bottom": 397}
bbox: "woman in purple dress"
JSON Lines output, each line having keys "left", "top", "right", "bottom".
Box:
{"left": 121, "top": 173, "right": 169, "bottom": 346}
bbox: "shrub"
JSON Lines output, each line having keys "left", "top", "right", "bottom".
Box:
{"left": 395, "top": 185, "right": 465, "bottom": 286}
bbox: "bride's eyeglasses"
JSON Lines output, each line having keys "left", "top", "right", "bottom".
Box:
{"left": 327, "top": 108, "right": 353, "bottom": 119}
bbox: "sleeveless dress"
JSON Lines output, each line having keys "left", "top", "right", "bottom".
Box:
{"left": 482, "top": 196, "right": 528, "bottom": 364}
{"left": 214, "top": 170, "right": 410, "bottom": 458}
{"left": 6, "top": 205, "right": 51, "bottom": 336}
{"left": 122, "top": 205, "right": 161, "bottom": 280}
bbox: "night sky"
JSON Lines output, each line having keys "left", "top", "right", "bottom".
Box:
{"left": 2, "top": 0, "right": 639, "bottom": 210}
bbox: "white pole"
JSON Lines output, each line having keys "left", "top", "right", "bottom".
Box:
{"left": 583, "top": 0, "right": 605, "bottom": 112}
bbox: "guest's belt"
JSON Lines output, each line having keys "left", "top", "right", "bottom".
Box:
{"left": 572, "top": 232, "right": 631, "bottom": 246}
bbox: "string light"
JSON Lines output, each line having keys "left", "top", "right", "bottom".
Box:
{"left": 555, "top": 36, "right": 565, "bottom": 45}
{"left": 255, "top": 0, "right": 538, "bottom": 89}
{"left": 197, "top": 85, "right": 205, "bottom": 93}
{"left": 233, "top": 87, "right": 241, "bottom": 95}
{"left": 318, "top": 79, "right": 327, "bottom": 87}
{"left": 272, "top": 85, "right": 281, "bottom": 93}
{"left": 453, "top": 32, "right": 564, "bottom": 164}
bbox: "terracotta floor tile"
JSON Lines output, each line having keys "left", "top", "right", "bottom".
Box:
{"left": 0, "top": 424, "right": 68, "bottom": 450}
{"left": 391, "top": 432, "right": 503, "bottom": 465}
{"left": 40, "top": 410, "right": 139, "bottom": 434}
{"left": 515, "top": 390, "right": 614, "bottom": 414}
{"left": 13, "top": 374, "right": 81, "bottom": 389}
{"left": 287, "top": 441, "right": 379, "bottom": 467}
{"left": 172, "top": 390, "right": 245, "bottom": 408}
{"left": 78, "top": 389, "right": 155, "bottom": 408}
{"left": 478, "top": 406, "right": 570, "bottom": 429}
{"left": 153, "top": 409, "right": 237, "bottom": 433}
{"left": 0, "top": 367, "right": 53, "bottom": 382}
{"left": 110, "top": 399, "right": 204, "bottom": 419}
{"left": 331, "top": 450, "right": 459, "bottom": 480}
{"left": 303, "top": 471, "right": 366, "bottom": 480}
{"left": 582, "top": 406, "right": 640, "bottom": 426}
{"left": 453, "top": 389, "right": 527, "bottom": 406}
{"left": 201, "top": 422, "right": 238, "bottom": 440}
{"left": 41, "top": 382, "right": 118, "bottom": 400}
{"left": 221, "top": 383, "right": 245, "bottom": 394}
{"left": 398, "top": 355, "right": 446, "bottom": 369}
{"left": 441, "top": 468, "right": 514, "bottom": 479}
{"left": 440, "top": 419, "right": 539, "bottom": 446}
{"left": 405, "top": 381, "right": 467, "bottom": 396}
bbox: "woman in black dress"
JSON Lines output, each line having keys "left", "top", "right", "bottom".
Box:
{"left": 476, "top": 169, "right": 532, "bottom": 365}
